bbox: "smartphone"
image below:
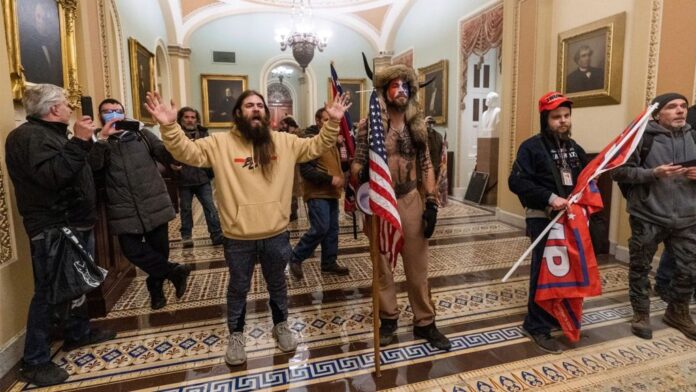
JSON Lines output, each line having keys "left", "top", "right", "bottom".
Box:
{"left": 114, "top": 120, "right": 140, "bottom": 132}
{"left": 80, "top": 96, "right": 93, "bottom": 120}
{"left": 675, "top": 159, "right": 696, "bottom": 168}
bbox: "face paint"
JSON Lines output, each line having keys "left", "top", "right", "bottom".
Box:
{"left": 387, "top": 79, "right": 410, "bottom": 102}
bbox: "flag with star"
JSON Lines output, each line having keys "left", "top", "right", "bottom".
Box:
{"left": 367, "top": 90, "right": 403, "bottom": 270}
{"left": 534, "top": 105, "right": 655, "bottom": 342}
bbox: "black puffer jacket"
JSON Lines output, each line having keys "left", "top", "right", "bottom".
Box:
{"left": 90, "top": 128, "right": 175, "bottom": 234}
{"left": 5, "top": 117, "right": 97, "bottom": 237}
{"left": 177, "top": 125, "right": 213, "bottom": 187}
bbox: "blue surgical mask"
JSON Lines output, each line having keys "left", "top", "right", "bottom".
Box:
{"left": 102, "top": 111, "right": 125, "bottom": 123}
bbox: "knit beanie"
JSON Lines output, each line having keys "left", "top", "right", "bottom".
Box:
{"left": 651, "top": 93, "right": 689, "bottom": 119}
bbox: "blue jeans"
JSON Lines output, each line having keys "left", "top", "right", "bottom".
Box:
{"left": 24, "top": 229, "right": 94, "bottom": 366}
{"left": 523, "top": 218, "right": 560, "bottom": 335}
{"left": 179, "top": 183, "right": 222, "bottom": 239}
{"left": 655, "top": 250, "right": 674, "bottom": 291}
{"left": 223, "top": 232, "right": 291, "bottom": 333}
{"left": 291, "top": 198, "right": 339, "bottom": 268}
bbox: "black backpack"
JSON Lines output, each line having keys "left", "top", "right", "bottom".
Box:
{"left": 617, "top": 131, "right": 696, "bottom": 198}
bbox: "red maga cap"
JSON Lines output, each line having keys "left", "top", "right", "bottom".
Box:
{"left": 538, "top": 91, "right": 573, "bottom": 113}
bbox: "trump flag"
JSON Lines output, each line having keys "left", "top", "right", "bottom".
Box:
{"left": 534, "top": 105, "right": 655, "bottom": 342}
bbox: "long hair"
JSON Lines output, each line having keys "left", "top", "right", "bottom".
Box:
{"left": 177, "top": 106, "right": 201, "bottom": 126}
{"left": 232, "top": 90, "right": 276, "bottom": 179}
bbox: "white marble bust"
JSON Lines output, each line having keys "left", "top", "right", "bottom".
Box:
{"left": 480, "top": 91, "right": 501, "bottom": 138}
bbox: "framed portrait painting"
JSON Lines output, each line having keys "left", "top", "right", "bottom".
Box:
{"left": 557, "top": 12, "right": 626, "bottom": 107}
{"left": 201, "top": 74, "right": 248, "bottom": 128}
{"left": 327, "top": 78, "right": 366, "bottom": 124}
{"left": 418, "top": 60, "right": 449, "bottom": 125}
{"left": 3, "top": 0, "right": 80, "bottom": 105}
{"left": 128, "top": 38, "right": 155, "bottom": 124}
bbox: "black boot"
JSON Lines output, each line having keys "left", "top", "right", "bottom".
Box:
{"left": 379, "top": 318, "right": 398, "bottom": 347}
{"left": 167, "top": 264, "right": 192, "bottom": 298}
{"left": 146, "top": 276, "right": 167, "bottom": 310}
{"left": 413, "top": 322, "right": 452, "bottom": 351}
{"left": 63, "top": 328, "right": 117, "bottom": 352}
{"left": 19, "top": 362, "right": 69, "bottom": 387}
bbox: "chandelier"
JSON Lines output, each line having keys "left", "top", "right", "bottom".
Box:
{"left": 276, "top": 0, "right": 328, "bottom": 72}
{"left": 271, "top": 66, "right": 294, "bottom": 84}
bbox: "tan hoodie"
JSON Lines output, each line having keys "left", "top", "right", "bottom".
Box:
{"left": 160, "top": 120, "right": 339, "bottom": 239}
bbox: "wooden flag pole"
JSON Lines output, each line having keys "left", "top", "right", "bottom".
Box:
{"left": 367, "top": 215, "right": 382, "bottom": 376}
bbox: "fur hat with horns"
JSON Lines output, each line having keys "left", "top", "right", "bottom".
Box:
{"left": 372, "top": 63, "right": 428, "bottom": 147}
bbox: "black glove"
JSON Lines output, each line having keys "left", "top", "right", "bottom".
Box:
{"left": 359, "top": 166, "right": 370, "bottom": 184}
{"left": 422, "top": 200, "right": 438, "bottom": 238}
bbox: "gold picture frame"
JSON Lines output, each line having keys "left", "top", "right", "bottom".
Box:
{"left": 557, "top": 12, "right": 626, "bottom": 107}
{"left": 2, "top": 0, "right": 81, "bottom": 106}
{"left": 128, "top": 37, "right": 155, "bottom": 124}
{"left": 327, "top": 78, "right": 366, "bottom": 124}
{"left": 201, "top": 74, "right": 248, "bottom": 128}
{"left": 418, "top": 60, "right": 449, "bottom": 125}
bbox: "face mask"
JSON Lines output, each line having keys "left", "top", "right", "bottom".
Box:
{"left": 102, "top": 111, "right": 125, "bottom": 123}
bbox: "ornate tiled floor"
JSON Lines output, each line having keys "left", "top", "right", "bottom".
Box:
{"left": 2, "top": 198, "right": 695, "bottom": 391}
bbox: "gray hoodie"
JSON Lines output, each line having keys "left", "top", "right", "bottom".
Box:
{"left": 612, "top": 121, "right": 696, "bottom": 228}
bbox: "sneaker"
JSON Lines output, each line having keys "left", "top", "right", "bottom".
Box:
{"left": 521, "top": 327, "right": 562, "bottom": 354}
{"left": 272, "top": 321, "right": 298, "bottom": 352}
{"left": 289, "top": 261, "right": 304, "bottom": 280}
{"left": 181, "top": 237, "right": 194, "bottom": 248}
{"left": 225, "top": 332, "right": 247, "bottom": 366}
{"left": 63, "top": 328, "right": 117, "bottom": 352}
{"left": 413, "top": 323, "right": 452, "bottom": 351}
{"left": 379, "top": 318, "right": 398, "bottom": 347}
{"left": 167, "top": 263, "right": 192, "bottom": 299}
{"left": 19, "top": 361, "right": 69, "bottom": 387}
{"left": 321, "top": 263, "right": 350, "bottom": 276}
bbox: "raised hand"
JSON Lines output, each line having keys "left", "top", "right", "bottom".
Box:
{"left": 145, "top": 91, "right": 178, "bottom": 125}
{"left": 325, "top": 92, "right": 352, "bottom": 123}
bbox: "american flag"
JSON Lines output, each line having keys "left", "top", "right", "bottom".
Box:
{"left": 368, "top": 91, "right": 403, "bottom": 270}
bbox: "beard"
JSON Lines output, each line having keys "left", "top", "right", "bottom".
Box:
{"left": 386, "top": 95, "right": 409, "bottom": 113}
{"left": 237, "top": 114, "right": 271, "bottom": 146}
{"left": 547, "top": 124, "right": 572, "bottom": 141}
{"left": 182, "top": 124, "right": 197, "bottom": 132}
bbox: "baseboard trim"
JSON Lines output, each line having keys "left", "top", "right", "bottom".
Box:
{"left": 495, "top": 208, "right": 525, "bottom": 228}
{"left": 614, "top": 245, "right": 629, "bottom": 262}
{"left": 0, "top": 330, "right": 24, "bottom": 379}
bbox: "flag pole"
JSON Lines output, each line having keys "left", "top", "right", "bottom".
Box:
{"left": 367, "top": 215, "right": 382, "bottom": 376}
{"left": 501, "top": 210, "right": 565, "bottom": 282}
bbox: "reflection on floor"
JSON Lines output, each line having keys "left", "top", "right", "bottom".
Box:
{"left": 3, "top": 198, "right": 696, "bottom": 391}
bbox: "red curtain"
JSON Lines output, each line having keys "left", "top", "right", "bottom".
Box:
{"left": 459, "top": 4, "right": 504, "bottom": 109}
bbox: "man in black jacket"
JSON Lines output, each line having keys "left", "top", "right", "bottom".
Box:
{"left": 508, "top": 91, "right": 588, "bottom": 354}
{"left": 92, "top": 98, "right": 190, "bottom": 310}
{"left": 5, "top": 84, "right": 115, "bottom": 387}
{"left": 174, "top": 107, "right": 223, "bottom": 247}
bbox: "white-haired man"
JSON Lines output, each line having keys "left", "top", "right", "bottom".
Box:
{"left": 5, "top": 84, "right": 115, "bottom": 386}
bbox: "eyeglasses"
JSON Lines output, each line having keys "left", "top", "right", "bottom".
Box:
{"left": 100, "top": 109, "right": 124, "bottom": 114}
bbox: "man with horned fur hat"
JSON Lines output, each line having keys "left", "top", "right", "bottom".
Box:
{"left": 351, "top": 64, "right": 451, "bottom": 351}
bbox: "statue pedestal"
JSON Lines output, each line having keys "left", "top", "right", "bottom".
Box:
{"left": 476, "top": 137, "right": 499, "bottom": 205}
